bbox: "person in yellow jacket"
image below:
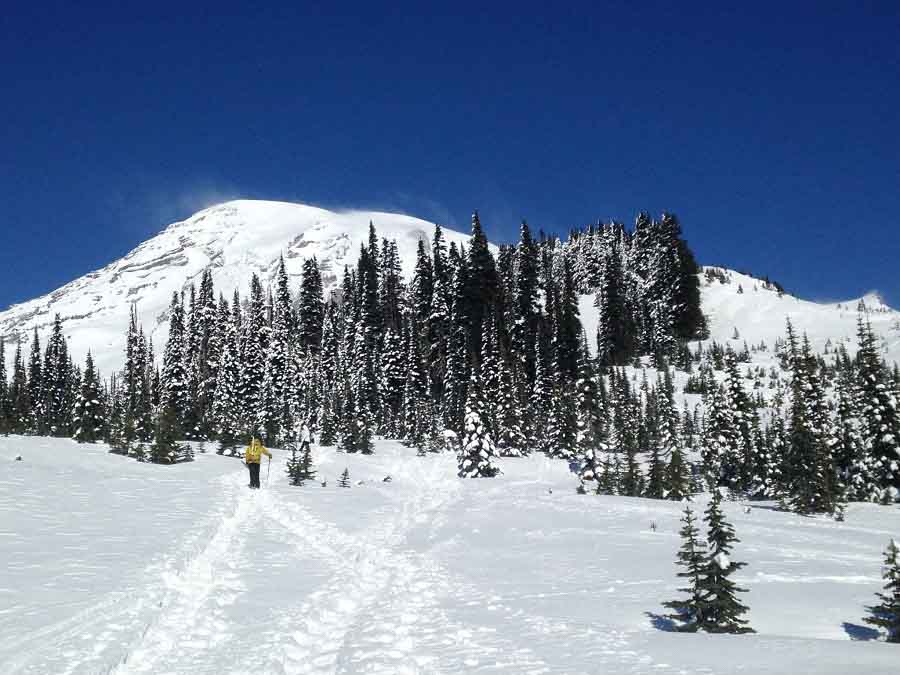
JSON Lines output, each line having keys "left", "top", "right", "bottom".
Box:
{"left": 245, "top": 437, "right": 272, "bottom": 489}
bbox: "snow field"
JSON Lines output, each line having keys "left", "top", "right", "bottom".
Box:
{"left": 1, "top": 436, "right": 899, "bottom": 674}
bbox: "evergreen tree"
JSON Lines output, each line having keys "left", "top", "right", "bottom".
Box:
{"left": 553, "top": 257, "right": 581, "bottom": 381}
{"left": 401, "top": 318, "right": 428, "bottom": 447}
{"left": 493, "top": 342, "right": 526, "bottom": 457}
{"left": 723, "top": 348, "right": 754, "bottom": 492}
{"left": 239, "top": 275, "right": 268, "bottom": 440}
{"left": 663, "top": 506, "right": 707, "bottom": 632}
{"left": 261, "top": 260, "right": 292, "bottom": 442}
{"left": 380, "top": 238, "right": 404, "bottom": 334}
{"left": 698, "top": 490, "right": 754, "bottom": 633}
{"left": 428, "top": 224, "right": 451, "bottom": 406}
{"left": 863, "top": 539, "right": 900, "bottom": 643}
{"left": 461, "top": 212, "right": 499, "bottom": 367}
{"left": 646, "top": 445, "right": 666, "bottom": 500}
{"left": 343, "top": 316, "right": 376, "bottom": 455}
{"left": 27, "top": 328, "right": 45, "bottom": 435}
{"left": 785, "top": 329, "right": 836, "bottom": 514}
{"left": 43, "top": 315, "right": 72, "bottom": 436}
{"left": 457, "top": 374, "right": 500, "bottom": 478}
{"left": 546, "top": 309, "right": 578, "bottom": 459}
{"left": 9, "top": 341, "right": 29, "bottom": 434}
{"left": 700, "top": 385, "right": 734, "bottom": 491}
{"left": 161, "top": 292, "right": 189, "bottom": 436}
{"left": 831, "top": 363, "right": 867, "bottom": 501}
{"left": 666, "top": 445, "right": 692, "bottom": 501}
{"left": 286, "top": 439, "right": 317, "bottom": 486}
{"left": 338, "top": 467, "right": 351, "bottom": 488}
{"left": 213, "top": 297, "right": 242, "bottom": 454}
{"left": 0, "top": 338, "right": 8, "bottom": 436}
{"left": 512, "top": 221, "right": 540, "bottom": 384}
{"left": 574, "top": 339, "right": 604, "bottom": 480}
{"left": 527, "top": 329, "right": 552, "bottom": 452}
{"left": 73, "top": 352, "right": 104, "bottom": 443}
{"left": 443, "top": 281, "right": 469, "bottom": 435}
{"left": 594, "top": 235, "right": 634, "bottom": 366}
{"left": 856, "top": 317, "right": 900, "bottom": 503}
{"left": 149, "top": 404, "right": 192, "bottom": 464}
{"left": 298, "top": 257, "right": 325, "bottom": 353}
{"left": 620, "top": 445, "right": 644, "bottom": 497}
{"left": 379, "top": 326, "right": 406, "bottom": 437}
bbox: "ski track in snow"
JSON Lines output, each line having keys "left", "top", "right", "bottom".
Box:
{"left": 112, "top": 472, "right": 253, "bottom": 674}
{"left": 6, "top": 438, "right": 899, "bottom": 674}
{"left": 252, "top": 453, "right": 465, "bottom": 675}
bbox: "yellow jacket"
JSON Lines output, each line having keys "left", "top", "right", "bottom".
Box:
{"left": 245, "top": 439, "right": 272, "bottom": 464}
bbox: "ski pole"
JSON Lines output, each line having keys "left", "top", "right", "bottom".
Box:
{"left": 266, "top": 455, "right": 271, "bottom": 487}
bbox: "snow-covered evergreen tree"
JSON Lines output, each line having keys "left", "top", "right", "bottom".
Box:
{"left": 213, "top": 296, "right": 242, "bottom": 454}
{"left": 43, "top": 315, "right": 72, "bottom": 436}
{"left": 457, "top": 374, "right": 499, "bottom": 478}
{"left": 856, "top": 317, "right": 900, "bottom": 503}
{"left": 785, "top": 329, "right": 837, "bottom": 514}
{"left": 27, "top": 328, "right": 45, "bottom": 435}
{"left": 575, "top": 337, "right": 604, "bottom": 479}
{"left": 260, "top": 258, "right": 292, "bottom": 443}
{"left": 0, "top": 338, "right": 8, "bottom": 436}
{"left": 379, "top": 326, "right": 406, "bottom": 437}
{"left": 298, "top": 257, "right": 324, "bottom": 353}
{"left": 161, "top": 292, "right": 189, "bottom": 436}
{"left": 239, "top": 275, "right": 268, "bottom": 439}
{"left": 401, "top": 318, "right": 428, "bottom": 447}
{"left": 73, "top": 352, "right": 104, "bottom": 443}
{"left": 698, "top": 490, "right": 754, "bottom": 633}
{"left": 700, "top": 385, "right": 734, "bottom": 491}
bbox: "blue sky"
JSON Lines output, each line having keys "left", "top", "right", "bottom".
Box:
{"left": 1, "top": 2, "right": 898, "bottom": 308}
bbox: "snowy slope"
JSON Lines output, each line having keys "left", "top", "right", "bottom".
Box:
{"left": 2, "top": 436, "right": 899, "bottom": 674}
{"left": 700, "top": 269, "right": 900, "bottom": 365}
{"left": 0, "top": 200, "right": 471, "bottom": 375}
{"left": 579, "top": 268, "right": 900, "bottom": 366}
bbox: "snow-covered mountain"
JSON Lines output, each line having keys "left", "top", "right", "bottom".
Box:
{"left": 0, "top": 200, "right": 472, "bottom": 375}
{"left": 1, "top": 200, "right": 898, "bottom": 377}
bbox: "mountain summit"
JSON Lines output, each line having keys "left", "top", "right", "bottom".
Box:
{"left": 0, "top": 200, "right": 471, "bottom": 374}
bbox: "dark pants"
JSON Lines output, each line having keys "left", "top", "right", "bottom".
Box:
{"left": 248, "top": 462, "right": 261, "bottom": 488}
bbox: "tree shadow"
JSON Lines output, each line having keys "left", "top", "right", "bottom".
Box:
{"left": 842, "top": 622, "right": 879, "bottom": 641}
{"left": 645, "top": 611, "right": 677, "bottom": 632}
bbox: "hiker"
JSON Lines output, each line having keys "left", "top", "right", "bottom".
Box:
{"left": 299, "top": 420, "right": 312, "bottom": 454}
{"left": 245, "top": 437, "right": 272, "bottom": 489}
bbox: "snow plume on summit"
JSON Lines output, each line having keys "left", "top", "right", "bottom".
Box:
{"left": 0, "top": 200, "right": 471, "bottom": 375}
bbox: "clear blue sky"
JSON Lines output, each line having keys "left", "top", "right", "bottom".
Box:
{"left": 1, "top": 1, "right": 898, "bottom": 308}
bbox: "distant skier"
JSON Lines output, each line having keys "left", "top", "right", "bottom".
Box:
{"left": 245, "top": 437, "right": 272, "bottom": 489}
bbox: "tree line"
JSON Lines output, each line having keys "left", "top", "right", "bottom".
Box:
{"left": 0, "top": 211, "right": 897, "bottom": 512}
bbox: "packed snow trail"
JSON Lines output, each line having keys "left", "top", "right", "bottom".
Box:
{"left": 3, "top": 437, "right": 900, "bottom": 674}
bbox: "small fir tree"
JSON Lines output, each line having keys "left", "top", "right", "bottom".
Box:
{"left": 698, "top": 490, "right": 754, "bottom": 633}
{"left": 663, "top": 506, "right": 707, "bottom": 632}
{"left": 458, "top": 377, "right": 500, "bottom": 478}
{"left": 863, "top": 539, "right": 900, "bottom": 643}
{"left": 286, "top": 440, "right": 317, "bottom": 486}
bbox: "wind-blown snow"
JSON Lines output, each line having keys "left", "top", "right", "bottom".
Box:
{"left": 2, "top": 437, "right": 898, "bottom": 674}
{"left": 0, "top": 200, "right": 472, "bottom": 375}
